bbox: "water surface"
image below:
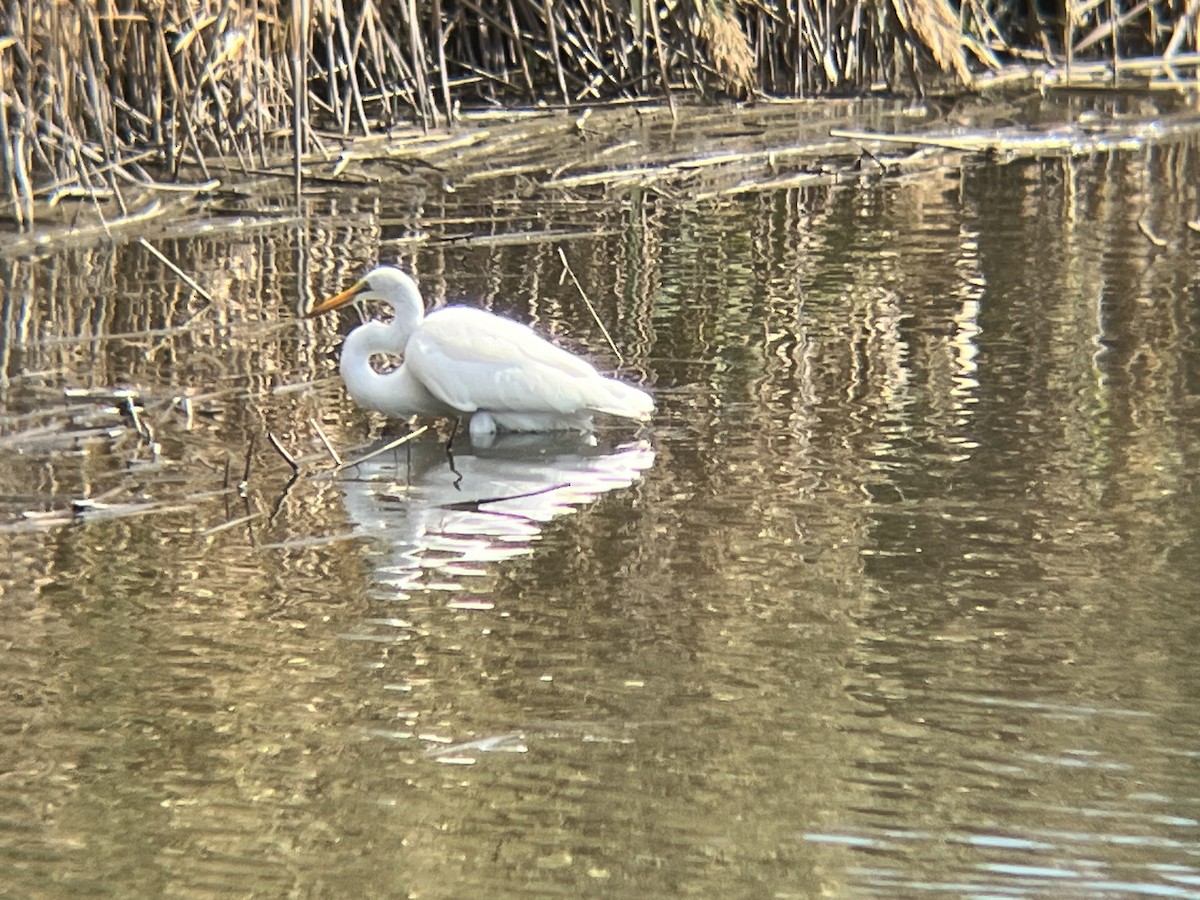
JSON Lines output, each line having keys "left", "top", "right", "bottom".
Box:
{"left": 3, "top": 100, "right": 1200, "bottom": 898}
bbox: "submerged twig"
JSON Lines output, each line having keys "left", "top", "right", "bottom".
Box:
{"left": 557, "top": 247, "right": 621, "bottom": 364}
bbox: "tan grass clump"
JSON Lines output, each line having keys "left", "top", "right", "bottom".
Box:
{"left": 699, "top": 2, "right": 757, "bottom": 97}
{"left": 894, "top": 0, "right": 973, "bottom": 84}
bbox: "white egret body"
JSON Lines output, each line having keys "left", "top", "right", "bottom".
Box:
{"left": 308, "top": 267, "right": 653, "bottom": 438}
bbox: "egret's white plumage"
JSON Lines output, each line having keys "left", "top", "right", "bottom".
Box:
{"left": 308, "top": 266, "right": 653, "bottom": 438}
{"left": 335, "top": 317, "right": 459, "bottom": 419}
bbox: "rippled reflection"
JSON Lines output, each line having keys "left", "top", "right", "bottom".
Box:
{"left": 335, "top": 432, "right": 655, "bottom": 597}
{"left": 3, "top": 103, "right": 1200, "bottom": 898}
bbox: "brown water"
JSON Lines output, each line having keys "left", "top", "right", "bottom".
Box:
{"left": 3, "top": 101, "right": 1200, "bottom": 898}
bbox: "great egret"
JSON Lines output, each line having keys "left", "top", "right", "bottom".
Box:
{"left": 307, "top": 266, "right": 654, "bottom": 439}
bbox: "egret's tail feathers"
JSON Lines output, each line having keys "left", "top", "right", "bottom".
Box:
{"left": 591, "top": 377, "right": 654, "bottom": 422}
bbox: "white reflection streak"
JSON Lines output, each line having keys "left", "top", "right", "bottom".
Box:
{"left": 953, "top": 231, "right": 984, "bottom": 403}
{"left": 953, "top": 296, "right": 981, "bottom": 395}
{"left": 337, "top": 434, "right": 655, "bottom": 596}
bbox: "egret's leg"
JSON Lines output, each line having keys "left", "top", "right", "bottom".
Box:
{"left": 443, "top": 418, "right": 464, "bottom": 490}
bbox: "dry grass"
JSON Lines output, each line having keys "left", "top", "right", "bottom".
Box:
{"left": 898, "top": 0, "right": 973, "bottom": 85}
{"left": 2, "top": 1, "right": 1199, "bottom": 229}
{"left": 699, "top": 2, "right": 757, "bottom": 97}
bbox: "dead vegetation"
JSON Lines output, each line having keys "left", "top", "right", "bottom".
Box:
{"left": 1, "top": 1, "right": 1199, "bottom": 230}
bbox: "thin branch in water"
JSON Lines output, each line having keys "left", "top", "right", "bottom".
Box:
{"left": 240, "top": 436, "right": 255, "bottom": 495}
{"left": 138, "top": 238, "right": 216, "bottom": 305}
{"left": 1137, "top": 219, "right": 1169, "bottom": 248}
{"left": 178, "top": 395, "right": 195, "bottom": 430}
{"left": 121, "top": 394, "right": 149, "bottom": 439}
{"left": 852, "top": 142, "right": 888, "bottom": 172}
{"left": 267, "top": 431, "right": 302, "bottom": 474}
{"left": 202, "top": 511, "right": 264, "bottom": 537}
{"left": 269, "top": 473, "right": 301, "bottom": 527}
{"left": 557, "top": 247, "right": 621, "bottom": 365}
{"left": 309, "top": 417, "right": 342, "bottom": 466}
{"left": 440, "top": 482, "right": 568, "bottom": 511}
{"left": 446, "top": 443, "right": 463, "bottom": 490}
{"left": 334, "top": 426, "right": 429, "bottom": 472}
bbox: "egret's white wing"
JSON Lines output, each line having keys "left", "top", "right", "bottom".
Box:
{"left": 407, "top": 307, "right": 608, "bottom": 414}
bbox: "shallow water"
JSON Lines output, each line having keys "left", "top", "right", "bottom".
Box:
{"left": 4, "top": 100, "right": 1200, "bottom": 897}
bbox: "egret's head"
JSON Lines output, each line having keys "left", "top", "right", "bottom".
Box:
{"left": 306, "top": 266, "right": 423, "bottom": 318}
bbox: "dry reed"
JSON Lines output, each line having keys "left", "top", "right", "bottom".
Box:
{"left": 2, "top": 1, "right": 1199, "bottom": 230}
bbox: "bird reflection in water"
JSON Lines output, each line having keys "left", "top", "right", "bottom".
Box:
{"left": 336, "top": 431, "right": 655, "bottom": 597}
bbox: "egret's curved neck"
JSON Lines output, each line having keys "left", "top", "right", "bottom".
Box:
{"left": 339, "top": 320, "right": 412, "bottom": 412}
{"left": 376, "top": 277, "right": 426, "bottom": 343}
{"left": 334, "top": 273, "right": 431, "bottom": 415}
